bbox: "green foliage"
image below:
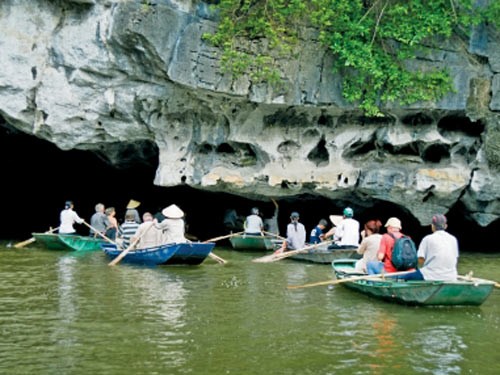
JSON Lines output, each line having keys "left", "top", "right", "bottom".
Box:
{"left": 204, "top": 0, "right": 498, "bottom": 116}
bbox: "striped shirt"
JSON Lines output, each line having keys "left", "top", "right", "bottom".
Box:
{"left": 119, "top": 220, "right": 140, "bottom": 248}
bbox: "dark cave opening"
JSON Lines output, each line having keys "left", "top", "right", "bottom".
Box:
{"left": 1, "top": 127, "right": 498, "bottom": 252}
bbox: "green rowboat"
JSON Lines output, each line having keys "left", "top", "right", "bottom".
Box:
{"left": 288, "top": 243, "right": 361, "bottom": 264}
{"left": 332, "top": 259, "right": 495, "bottom": 306}
{"left": 229, "top": 234, "right": 278, "bottom": 251}
{"left": 32, "top": 232, "right": 105, "bottom": 251}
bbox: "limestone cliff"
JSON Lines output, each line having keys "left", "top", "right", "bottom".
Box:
{"left": 0, "top": 0, "right": 499, "bottom": 226}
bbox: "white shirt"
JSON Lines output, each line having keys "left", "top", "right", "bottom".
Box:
{"left": 155, "top": 218, "right": 187, "bottom": 244}
{"left": 286, "top": 222, "right": 306, "bottom": 250}
{"left": 59, "top": 208, "right": 83, "bottom": 234}
{"left": 334, "top": 218, "right": 360, "bottom": 246}
{"left": 418, "top": 230, "right": 459, "bottom": 281}
{"left": 245, "top": 214, "right": 263, "bottom": 234}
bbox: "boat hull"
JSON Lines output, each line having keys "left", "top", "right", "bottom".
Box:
{"left": 102, "top": 242, "right": 215, "bottom": 266}
{"left": 332, "top": 259, "right": 495, "bottom": 306}
{"left": 229, "top": 235, "right": 277, "bottom": 251}
{"left": 32, "top": 233, "right": 104, "bottom": 251}
{"left": 289, "top": 244, "right": 361, "bottom": 264}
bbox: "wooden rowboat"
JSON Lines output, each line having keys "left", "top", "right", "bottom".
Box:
{"left": 229, "top": 234, "right": 278, "bottom": 251}
{"left": 102, "top": 242, "right": 215, "bottom": 266}
{"left": 332, "top": 259, "right": 495, "bottom": 306}
{"left": 288, "top": 243, "right": 361, "bottom": 264}
{"left": 32, "top": 232, "right": 104, "bottom": 251}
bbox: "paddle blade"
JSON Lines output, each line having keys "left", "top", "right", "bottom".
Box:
{"left": 14, "top": 237, "right": 36, "bottom": 248}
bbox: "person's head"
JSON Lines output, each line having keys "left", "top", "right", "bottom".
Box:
{"left": 142, "top": 212, "right": 153, "bottom": 222}
{"left": 384, "top": 217, "right": 402, "bottom": 232}
{"left": 343, "top": 207, "right": 354, "bottom": 218}
{"left": 95, "top": 203, "right": 105, "bottom": 212}
{"left": 431, "top": 214, "right": 447, "bottom": 231}
{"left": 105, "top": 207, "right": 116, "bottom": 216}
{"left": 364, "top": 219, "right": 382, "bottom": 235}
{"left": 290, "top": 212, "right": 300, "bottom": 222}
{"left": 318, "top": 219, "right": 328, "bottom": 229}
{"left": 125, "top": 210, "right": 136, "bottom": 221}
{"left": 65, "top": 200, "right": 73, "bottom": 209}
{"left": 251, "top": 207, "right": 259, "bottom": 215}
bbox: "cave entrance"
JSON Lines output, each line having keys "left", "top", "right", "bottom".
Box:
{"left": 1, "top": 126, "right": 498, "bottom": 251}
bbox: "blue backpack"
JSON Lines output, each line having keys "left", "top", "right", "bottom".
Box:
{"left": 390, "top": 234, "right": 418, "bottom": 270}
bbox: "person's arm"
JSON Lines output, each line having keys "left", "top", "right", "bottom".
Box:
{"left": 377, "top": 235, "right": 388, "bottom": 261}
{"left": 357, "top": 238, "right": 368, "bottom": 254}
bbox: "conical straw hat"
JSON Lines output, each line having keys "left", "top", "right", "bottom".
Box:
{"left": 127, "top": 199, "right": 141, "bottom": 209}
{"left": 162, "top": 204, "right": 184, "bottom": 219}
{"left": 329, "top": 215, "right": 343, "bottom": 227}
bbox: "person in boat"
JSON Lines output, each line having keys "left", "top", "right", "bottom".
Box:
{"left": 59, "top": 200, "right": 84, "bottom": 235}
{"left": 398, "top": 214, "right": 459, "bottom": 281}
{"left": 119, "top": 210, "right": 140, "bottom": 249}
{"left": 367, "top": 217, "right": 409, "bottom": 275}
{"left": 276, "top": 211, "right": 306, "bottom": 253}
{"left": 309, "top": 219, "right": 328, "bottom": 244}
{"left": 244, "top": 207, "right": 264, "bottom": 236}
{"left": 325, "top": 207, "right": 360, "bottom": 249}
{"left": 104, "top": 206, "right": 119, "bottom": 240}
{"left": 354, "top": 219, "right": 383, "bottom": 273}
{"left": 223, "top": 208, "right": 244, "bottom": 233}
{"left": 263, "top": 198, "right": 279, "bottom": 236}
{"left": 89, "top": 203, "right": 109, "bottom": 237}
{"left": 125, "top": 199, "right": 142, "bottom": 224}
{"left": 154, "top": 204, "right": 187, "bottom": 244}
{"left": 132, "top": 212, "right": 163, "bottom": 249}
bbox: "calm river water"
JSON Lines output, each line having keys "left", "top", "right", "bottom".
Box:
{"left": 0, "top": 242, "right": 499, "bottom": 375}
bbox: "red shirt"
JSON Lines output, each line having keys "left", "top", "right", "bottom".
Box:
{"left": 378, "top": 232, "right": 403, "bottom": 273}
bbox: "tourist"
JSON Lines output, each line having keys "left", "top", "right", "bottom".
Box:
{"left": 309, "top": 219, "right": 328, "bottom": 244}
{"left": 277, "top": 212, "right": 306, "bottom": 253}
{"left": 399, "top": 214, "right": 459, "bottom": 281}
{"left": 223, "top": 208, "right": 244, "bottom": 233}
{"left": 119, "top": 210, "right": 140, "bottom": 249}
{"left": 244, "top": 207, "right": 264, "bottom": 235}
{"left": 154, "top": 204, "right": 187, "bottom": 244}
{"left": 59, "top": 200, "right": 84, "bottom": 235}
{"left": 263, "top": 198, "right": 279, "bottom": 236}
{"left": 327, "top": 207, "right": 360, "bottom": 249}
{"left": 132, "top": 212, "right": 162, "bottom": 249}
{"left": 126, "top": 199, "right": 142, "bottom": 224}
{"left": 89, "top": 203, "right": 108, "bottom": 237}
{"left": 367, "top": 217, "right": 405, "bottom": 275}
{"left": 354, "top": 219, "right": 383, "bottom": 272}
{"left": 104, "top": 207, "right": 119, "bottom": 240}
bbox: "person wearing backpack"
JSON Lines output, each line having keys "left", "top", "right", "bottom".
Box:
{"left": 367, "top": 217, "right": 415, "bottom": 275}
{"left": 398, "top": 214, "right": 459, "bottom": 281}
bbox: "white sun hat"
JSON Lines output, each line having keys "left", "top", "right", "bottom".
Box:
{"left": 162, "top": 204, "right": 184, "bottom": 219}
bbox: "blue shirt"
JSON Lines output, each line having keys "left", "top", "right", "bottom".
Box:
{"left": 309, "top": 225, "right": 324, "bottom": 244}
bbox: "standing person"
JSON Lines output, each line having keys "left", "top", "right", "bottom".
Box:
{"left": 367, "top": 217, "right": 406, "bottom": 275}
{"left": 263, "top": 198, "right": 279, "bottom": 236}
{"left": 104, "top": 207, "right": 119, "bottom": 240}
{"left": 277, "top": 212, "right": 306, "bottom": 253}
{"left": 132, "top": 212, "right": 162, "bottom": 249}
{"left": 126, "top": 199, "right": 142, "bottom": 224}
{"left": 154, "top": 204, "right": 187, "bottom": 244}
{"left": 119, "top": 210, "right": 140, "bottom": 249}
{"left": 354, "top": 220, "right": 383, "bottom": 272}
{"left": 89, "top": 203, "right": 108, "bottom": 237}
{"left": 244, "top": 207, "right": 264, "bottom": 235}
{"left": 399, "top": 214, "right": 459, "bottom": 281}
{"left": 327, "top": 207, "right": 360, "bottom": 249}
{"left": 59, "top": 200, "right": 84, "bottom": 235}
{"left": 309, "top": 219, "right": 328, "bottom": 244}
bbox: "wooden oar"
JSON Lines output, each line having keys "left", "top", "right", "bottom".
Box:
{"left": 108, "top": 223, "right": 154, "bottom": 266}
{"left": 14, "top": 226, "right": 60, "bottom": 248}
{"left": 287, "top": 270, "right": 414, "bottom": 290}
{"left": 263, "top": 231, "right": 286, "bottom": 241}
{"left": 457, "top": 273, "right": 500, "bottom": 288}
{"left": 203, "top": 231, "right": 244, "bottom": 243}
{"left": 207, "top": 252, "right": 227, "bottom": 264}
{"left": 253, "top": 240, "right": 334, "bottom": 263}
{"left": 82, "top": 221, "right": 122, "bottom": 249}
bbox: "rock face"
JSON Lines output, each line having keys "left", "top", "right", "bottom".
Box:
{"left": 0, "top": 0, "right": 499, "bottom": 226}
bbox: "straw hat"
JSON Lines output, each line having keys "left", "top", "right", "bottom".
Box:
{"left": 329, "top": 215, "right": 343, "bottom": 227}
{"left": 127, "top": 199, "right": 141, "bottom": 209}
{"left": 384, "top": 217, "right": 402, "bottom": 229}
{"left": 162, "top": 204, "right": 184, "bottom": 219}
